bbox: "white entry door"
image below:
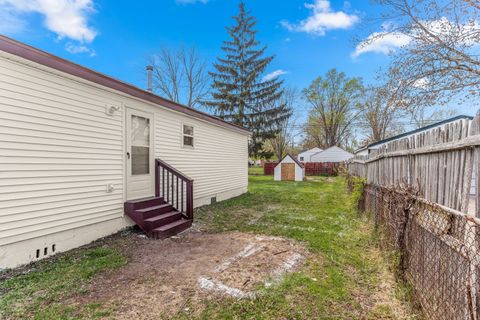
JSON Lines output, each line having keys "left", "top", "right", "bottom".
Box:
{"left": 126, "top": 107, "right": 155, "bottom": 200}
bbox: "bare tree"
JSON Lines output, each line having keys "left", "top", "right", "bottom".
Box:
{"left": 409, "top": 107, "right": 460, "bottom": 128}
{"left": 302, "top": 69, "right": 364, "bottom": 148}
{"left": 263, "top": 88, "right": 297, "bottom": 160}
{"left": 358, "top": 85, "right": 404, "bottom": 143}
{"left": 149, "top": 46, "right": 210, "bottom": 108}
{"left": 360, "top": 0, "right": 480, "bottom": 109}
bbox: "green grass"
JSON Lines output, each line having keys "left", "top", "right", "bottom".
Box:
{"left": 192, "top": 175, "right": 413, "bottom": 319}
{"left": 248, "top": 166, "right": 263, "bottom": 175}
{"left": 0, "top": 246, "right": 126, "bottom": 320}
{"left": 0, "top": 175, "right": 413, "bottom": 319}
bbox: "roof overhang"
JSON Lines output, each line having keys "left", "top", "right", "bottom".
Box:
{"left": 275, "top": 153, "right": 305, "bottom": 168}
{"left": 0, "top": 35, "right": 250, "bottom": 135}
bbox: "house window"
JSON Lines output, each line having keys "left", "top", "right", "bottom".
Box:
{"left": 300, "top": 156, "right": 304, "bottom": 161}
{"left": 183, "top": 124, "right": 194, "bottom": 147}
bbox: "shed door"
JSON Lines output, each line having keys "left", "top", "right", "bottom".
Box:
{"left": 126, "top": 108, "right": 155, "bottom": 200}
{"left": 281, "top": 163, "right": 295, "bottom": 181}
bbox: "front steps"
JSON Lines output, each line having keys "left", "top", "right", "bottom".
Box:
{"left": 124, "top": 197, "right": 192, "bottom": 239}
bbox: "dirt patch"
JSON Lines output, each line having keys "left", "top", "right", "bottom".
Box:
{"left": 71, "top": 231, "right": 307, "bottom": 319}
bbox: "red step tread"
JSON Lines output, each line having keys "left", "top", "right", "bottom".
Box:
{"left": 151, "top": 218, "right": 192, "bottom": 239}
{"left": 153, "top": 218, "right": 190, "bottom": 232}
{"left": 137, "top": 203, "right": 173, "bottom": 213}
{"left": 144, "top": 210, "right": 181, "bottom": 223}
{"left": 144, "top": 211, "right": 182, "bottom": 229}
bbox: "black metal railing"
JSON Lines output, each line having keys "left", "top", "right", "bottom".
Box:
{"left": 155, "top": 159, "right": 193, "bottom": 220}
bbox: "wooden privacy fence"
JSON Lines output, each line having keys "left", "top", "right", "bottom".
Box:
{"left": 349, "top": 115, "right": 479, "bottom": 215}
{"left": 263, "top": 162, "right": 276, "bottom": 175}
{"left": 304, "top": 162, "right": 339, "bottom": 176}
{"left": 348, "top": 112, "right": 480, "bottom": 320}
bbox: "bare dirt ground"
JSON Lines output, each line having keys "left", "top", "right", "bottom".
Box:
{"left": 70, "top": 229, "right": 307, "bottom": 319}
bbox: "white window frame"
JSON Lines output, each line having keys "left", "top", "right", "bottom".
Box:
{"left": 182, "top": 123, "right": 195, "bottom": 148}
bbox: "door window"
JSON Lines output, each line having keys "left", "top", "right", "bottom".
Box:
{"left": 131, "top": 115, "right": 150, "bottom": 175}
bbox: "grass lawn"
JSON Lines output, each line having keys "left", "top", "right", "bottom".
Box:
{"left": 248, "top": 166, "right": 263, "bottom": 175}
{"left": 0, "top": 175, "right": 415, "bottom": 319}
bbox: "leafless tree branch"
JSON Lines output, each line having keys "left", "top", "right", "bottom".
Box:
{"left": 149, "top": 46, "right": 210, "bottom": 108}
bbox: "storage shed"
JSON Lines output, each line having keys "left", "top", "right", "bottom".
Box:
{"left": 274, "top": 154, "right": 305, "bottom": 182}
{"left": 310, "top": 146, "right": 353, "bottom": 163}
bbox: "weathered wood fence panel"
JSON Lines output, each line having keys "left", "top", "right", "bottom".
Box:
{"left": 348, "top": 112, "right": 480, "bottom": 320}
{"left": 349, "top": 115, "right": 479, "bottom": 214}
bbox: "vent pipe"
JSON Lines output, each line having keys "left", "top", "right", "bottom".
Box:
{"left": 146, "top": 65, "right": 153, "bottom": 92}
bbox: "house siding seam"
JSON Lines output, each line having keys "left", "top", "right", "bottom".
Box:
{"left": 0, "top": 56, "right": 125, "bottom": 248}
{"left": 0, "top": 51, "right": 248, "bottom": 268}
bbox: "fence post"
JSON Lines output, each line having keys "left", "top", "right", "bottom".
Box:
{"left": 469, "top": 112, "right": 479, "bottom": 319}
{"left": 374, "top": 185, "right": 378, "bottom": 228}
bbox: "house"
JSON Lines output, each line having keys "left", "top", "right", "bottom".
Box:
{"left": 0, "top": 35, "right": 250, "bottom": 269}
{"left": 274, "top": 154, "right": 305, "bottom": 181}
{"left": 297, "top": 147, "right": 323, "bottom": 162}
{"left": 354, "top": 115, "right": 474, "bottom": 156}
{"left": 310, "top": 146, "right": 353, "bottom": 163}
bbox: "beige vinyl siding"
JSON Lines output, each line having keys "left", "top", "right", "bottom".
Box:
{"left": 153, "top": 111, "right": 248, "bottom": 203}
{"left": 0, "top": 50, "right": 248, "bottom": 255}
{"left": 0, "top": 54, "right": 125, "bottom": 247}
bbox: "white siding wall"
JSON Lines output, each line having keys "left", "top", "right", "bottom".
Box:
{"left": 0, "top": 54, "right": 126, "bottom": 252}
{"left": 0, "top": 51, "right": 248, "bottom": 268}
{"left": 152, "top": 110, "right": 248, "bottom": 206}
{"left": 310, "top": 147, "right": 353, "bottom": 163}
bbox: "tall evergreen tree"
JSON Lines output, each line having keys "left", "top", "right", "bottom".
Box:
{"left": 205, "top": 2, "right": 291, "bottom": 157}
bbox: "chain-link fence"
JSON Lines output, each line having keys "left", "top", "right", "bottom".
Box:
{"left": 360, "top": 183, "right": 480, "bottom": 320}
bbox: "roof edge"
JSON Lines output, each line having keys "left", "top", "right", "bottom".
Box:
{"left": 0, "top": 35, "right": 250, "bottom": 135}
{"left": 275, "top": 153, "right": 305, "bottom": 168}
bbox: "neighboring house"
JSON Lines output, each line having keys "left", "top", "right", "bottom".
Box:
{"left": 310, "top": 146, "right": 353, "bottom": 163}
{"left": 274, "top": 154, "right": 305, "bottom": 182}
{"left": 354, "top": 115, "right": 474, "bottom": 156}
{"left": 0, "top": 36, "right": 250, "bottom": 269}
{"left": 297, "top": 147, "right": 323, "bottom": 162}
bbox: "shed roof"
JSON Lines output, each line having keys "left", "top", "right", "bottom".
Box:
{"left": 298, "top": 147, "right": 323, "bottom": 155}
{"left": 275, "top": 154, "right": 304, "bottom": 168}
{"left": 0, "top": 35, "right": 250, "bottom": 135}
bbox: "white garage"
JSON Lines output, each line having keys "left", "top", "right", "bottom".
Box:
{"left": 310, "top": 146, "right": 353, "bottom": 163}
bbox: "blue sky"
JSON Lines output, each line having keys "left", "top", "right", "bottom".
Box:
{"left": 0, "top": 0, "right": 475, "bottom": 136}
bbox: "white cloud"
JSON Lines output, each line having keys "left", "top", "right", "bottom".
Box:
{"left": 1, "top": 0, "right": 98, "bottom": 42}
{"left": 352, "top": 30, "right": 411, "bottom": 58}
{"left": 412, "top": 77, "right": 429, "bottom": 89}
{"left": 65, "top": 42, "right": 96, "bottom": 57}
{"left": 175, "top": 0, "right": 209, "bottom": 4}
{"left": 353, "top": 17, "right": 480, "bottom": 58}
{"left": 263, "top": 70, "right": 288, "bottom": 82}
{"left": 281, "top": 0, "right": 359, "bottom": 36}
{"left": 0, "top": 0, "right": 98, "bottom": 55}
